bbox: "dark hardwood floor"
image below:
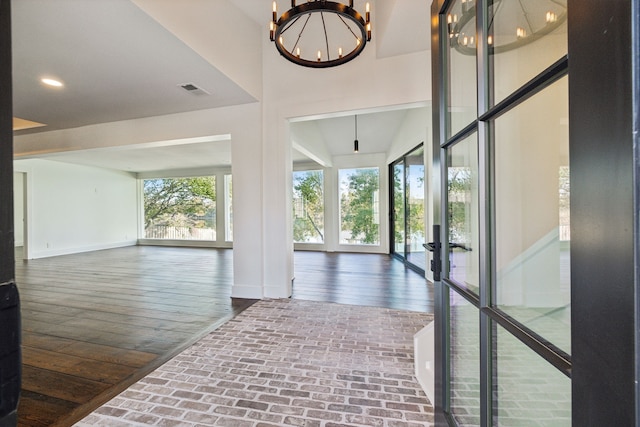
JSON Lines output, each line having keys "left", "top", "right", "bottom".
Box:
{"left": 292, "top": 250, "right": 434, "bottom": 312}
{"left": 15, "top": 246, "right": 433, "bottom": 426}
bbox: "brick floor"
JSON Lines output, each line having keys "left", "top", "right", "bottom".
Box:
{"left": 74, "top": 299, "right": 434, "bottom": 427}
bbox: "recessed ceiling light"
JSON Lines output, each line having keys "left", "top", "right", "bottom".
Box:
{"left": 41, "top": 78, "right": 63, "bottom": 87}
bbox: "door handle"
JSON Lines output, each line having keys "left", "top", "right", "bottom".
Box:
{"left": 424, "top": 225, "right": 442, "bottom": 281}
{"left": 449, "top": 243, "right": 472, "bottom": 251}
{"left": 424, "top": 242, "right": 472, "bottom": 252}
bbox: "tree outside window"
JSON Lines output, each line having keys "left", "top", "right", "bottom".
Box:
{"left": 339, "top": 167, "right": 380, "bottom": 245}
{"left": 143, "top": 177, "right": 216, "bottom": 240}
{"left": 448, "top": 167, "right": 471, "bottom": 243}
{"left": 293, "top": 170, "right": 324, "bottom": 243}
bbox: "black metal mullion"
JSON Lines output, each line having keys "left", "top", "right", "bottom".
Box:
{"left": 482, "top": 307, "right": 572, "bottom": 377}
{"left": 479, "top": 55, "right": 568, "bottom": 123}
{"left": 442, "top": 278, "right": 480, "bottom": 307}
{"left": 443, "top": 120, "right": 478, "bottom": 150}
{"left": 476, "top": 0, "right": 493, "bottom": 424}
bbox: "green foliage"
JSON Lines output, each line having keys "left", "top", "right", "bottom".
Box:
{"left": 293, "top": 171, "right": 324, "bottom": 242}
{"left": 392, "top": 165, "right": 405, "bottom": 245}
{"left": 340, "top": 168, "right": 379, "bottom": 244}
{"left": 447, "top": 167, "right": 471, "bottom": 242}
{"left": 144, "top": 177, "right": 216, "bottom": 228}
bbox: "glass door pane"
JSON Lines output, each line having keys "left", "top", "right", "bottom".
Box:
{"left": 494, "top": 77, "right": 570, "bottom": 353}
{"left": 446, "top": 0, "right": 477, "bottom": 137}
{"left": 494, "top": 324, "right": 571, "bottom": 426}
{"left": 406, "top": 146, "right": 426, "bottom": 271}
{"left": 447, "top": 134, "right": 479, "bottom": 294}
{"left": 490, "top": 0, "right": 567, "bottom": 105}
{"left": 392, "top": 162, "right": 406, "bottom": 254}
{"left": 450, "top": 289, "right": 481, "bottom": 425}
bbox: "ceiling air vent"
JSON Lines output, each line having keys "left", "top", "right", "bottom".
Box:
{"left": 178, "top": 82, "right": 210, "bottom": 96}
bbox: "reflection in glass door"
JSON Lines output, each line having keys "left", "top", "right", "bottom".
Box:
{"left": 391, "top": 144, "right": 426, "bottom": 273}
{"left": 432, "top": 0, "right": 570, "bottom": 424}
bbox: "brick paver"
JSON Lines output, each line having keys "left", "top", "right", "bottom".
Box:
{"left": 74, "top": 299, "right": 434, "bottom": 426}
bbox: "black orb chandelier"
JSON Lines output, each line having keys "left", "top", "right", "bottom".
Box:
{"left": 269, "top": 1, "right": 372, "bottom": 68}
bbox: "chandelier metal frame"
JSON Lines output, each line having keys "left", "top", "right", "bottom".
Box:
{"left": 270, "top": 1, "right": 371, "bottom": 68}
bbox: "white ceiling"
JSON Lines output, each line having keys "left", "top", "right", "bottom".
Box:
{"left": 12, "top": 0, "right": 255, "bottom": 133}
{"left": 12, "top": 0, "right": 430, "bottom": 173}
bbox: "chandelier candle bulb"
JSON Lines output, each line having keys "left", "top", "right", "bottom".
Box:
{"left": 339, "top": 47, "right": 343, "bottom": 58}
{"left": 272, "top": 1, "right": 277, "bottom": 23}
{"left": 296, "top": 47, "right": 301, "bottom": 58}
{"left": 366, "top": 2, "right": 370, "bottom": 23}
{"left": 317, "top": 50, "right": 321, "bottom": 61}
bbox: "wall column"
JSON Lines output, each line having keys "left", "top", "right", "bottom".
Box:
{"left": 230, "top": 103, "right": 267, "bottom": 299}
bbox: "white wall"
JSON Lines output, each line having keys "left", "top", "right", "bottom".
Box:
{"left": 387, "top": 107, "right": 430, "bottom": 164}
{"left": 13, "top": 173, "right": 24, "bottom": 247}
{"left": 13, "top": 159, "right": 138, "bottom": 259}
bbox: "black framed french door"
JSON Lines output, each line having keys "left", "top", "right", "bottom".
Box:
{"left": 390, "top": 144, "right": 426, "bottom": 274}
{"left": 431, "top": 0, "right": 640, "bottom": 425}
{"left": 432, "top": 0, "right": 572, "bottom": 425}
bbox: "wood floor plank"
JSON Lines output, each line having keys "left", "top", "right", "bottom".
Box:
{"left": 21, "top": 366, "right": 111, "bottom": 404}
{"left": 16, "top": 246, "right": 432, "bottom": 426}
{"left": 22, "top": 333, "right": 156, "bottom": 367}
{"left": 22, "top": 347, "right": 136, "bottom": 384}
{"left": 18, "top": 390, "right": 77, "bottom": 427}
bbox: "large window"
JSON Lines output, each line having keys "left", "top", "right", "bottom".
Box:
{"left": 293, "top": 170, "right": 324, "bottom": 243}
{"left": 143, "top": 177, "right": 216, "bottom": 240}
{"left": 339, "top": 167, "right": 380, "bottom": 245}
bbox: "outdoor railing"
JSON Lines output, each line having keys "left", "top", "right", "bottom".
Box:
{"left": 145, "top": 225, "right": 216, "bottom": 240}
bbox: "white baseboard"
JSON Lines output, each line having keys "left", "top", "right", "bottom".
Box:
{"left": 29, "top": 240, "right": 137, "bottom": 259}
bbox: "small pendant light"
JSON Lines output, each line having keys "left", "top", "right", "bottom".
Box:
{"left": 354, "top": 115, "right": 359, "bottom": 153}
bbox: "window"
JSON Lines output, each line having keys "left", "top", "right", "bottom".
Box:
{"left": 143, "top": 177, "right": 216, "bottom": 240}
{"left": 293, "top": 170, "right": 324, "bottom": 243}
{"left": 339, "top": 167, "right": 380, "bottom": 245}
